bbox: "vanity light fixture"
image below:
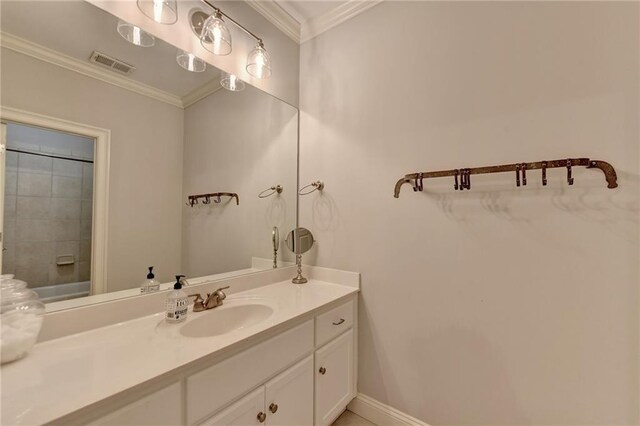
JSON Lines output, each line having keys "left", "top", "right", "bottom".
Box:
{"left": 137, "top": 0, "right": 178, "bottom": 25}
{"left": 117, "top": 20, "right": 155, "bottom": 47}
{"left": 200, "top": 9, "right": 232, "bottom": 56}
{"left": 197, "top": 1, "right": 273, "bottom": 79}
{"left": 176, "top": 49, "right": 207, "bottom": 72}
{"left": 220, "top": 72, "right": 245, "bottom": 91}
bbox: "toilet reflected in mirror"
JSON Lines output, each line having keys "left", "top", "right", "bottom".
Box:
{"left": 285, "top": 227, "right": 314, "bottom": 284}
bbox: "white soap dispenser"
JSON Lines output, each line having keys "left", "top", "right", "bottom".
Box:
{"left": 165, "top": 275, "right": 188, "bottom": 323}
{"left": 141, "top": 266, "right": 160, "bottom": 294}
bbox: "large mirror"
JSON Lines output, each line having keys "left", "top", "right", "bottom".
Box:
{"left": 0, "top": 1, "right": 297, "bottom": 308}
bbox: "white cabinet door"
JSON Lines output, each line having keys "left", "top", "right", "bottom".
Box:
{"left": 201, "top": 387, "right": 266, "bottom": 426}
{"left": 314, "top": 330, "right": 355, "bottom": 426}
{"left": 187, "top": 320, "right": 314, "bottom": 424}
{"left": 265, "top": 355, "right": 313, "bottom": 426}
{"left": 89, "top": 382, "right": 181, "bottom": 426}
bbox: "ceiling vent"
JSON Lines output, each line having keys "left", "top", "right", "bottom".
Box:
{"left": 89, "top": 51, "right": 135, "bottom": 75}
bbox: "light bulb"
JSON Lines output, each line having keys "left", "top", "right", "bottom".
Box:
{"left": 133, "top": 27, "right": 141, "bottom": 45}
{"left": 246, "top": 41, "right": 272, "bottom": 79}
{"left": 153, "top": 0, "right": 164, "bottom": 22}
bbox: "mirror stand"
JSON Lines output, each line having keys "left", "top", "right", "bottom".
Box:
{"left": 292, "top": 255, "right": 307, "bottom": 284}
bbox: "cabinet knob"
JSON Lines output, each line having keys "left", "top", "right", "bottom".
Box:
{"left": 269, "top": 403, "right": 279, "bottom": 413}
{"left": 319, "top": 367, "right": 327, "bottom": 375}
{"left": 257, "top": 412, "right": 266, "bottom": 423}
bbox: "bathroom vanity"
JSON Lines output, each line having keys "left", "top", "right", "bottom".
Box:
{"left": 1, "top": 267, "right": 359, "bottom": 426}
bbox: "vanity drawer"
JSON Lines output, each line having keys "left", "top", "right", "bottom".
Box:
{"left": 187, "top": 319, "right": 314, "bottom": 425}
{"left": 315, "top": 300, "right": 354, "bottom": 347}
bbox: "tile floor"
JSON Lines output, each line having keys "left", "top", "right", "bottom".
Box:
{"left": 332, "top": 410, "right": 376, "bottom": 426}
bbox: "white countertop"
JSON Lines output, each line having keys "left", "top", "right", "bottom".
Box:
{"left": 1, "top": 279, "right": 358, "bottom": 425}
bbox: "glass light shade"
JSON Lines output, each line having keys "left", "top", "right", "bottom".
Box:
{"left": 220, "top": 72, "right": 245, "bottom": 92}
{"left": 117, "top": 20, "right": 155, "bottom": 47}
{"left": 246, "top": 42, "right": 272, "bottom": 79}
{"left": 176, "top": 50, "right": 206, "bottom": 73}
{"left": 200, "top": 11, "right": 231, "bottom": 56}
{"left": 137, "top": 0, "right": 178, "bottom": 25}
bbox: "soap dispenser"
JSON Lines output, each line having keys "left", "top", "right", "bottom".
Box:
{"left": 140, "top": 266, "right": 160, "bottom": 294}
{"left": 165, "top": 275, "right": 188, "bottom": 323}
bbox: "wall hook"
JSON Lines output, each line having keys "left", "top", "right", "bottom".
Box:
{"left": 566, "top": 159, "right": 574, "bottom": 185}
{"left": 394, "top": 157, "right": 618, "bottom": 198}
{"left": 299, "top": 181, "right": 324, "bottom": 195}
{"left": 203, "top": 195, "right": 211, "bottom": 204}
{"left": 454, "top": 169, "right": 459, "bottom": 190}
{"left": 258, "top": 185, "right": 283, "bottom": 198}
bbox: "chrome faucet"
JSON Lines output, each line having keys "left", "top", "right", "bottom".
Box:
{"left": 189, "top": 286, "right": 230, "bottom": 312}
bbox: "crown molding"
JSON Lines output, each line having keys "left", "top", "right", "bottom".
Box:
{"left": 182, "top": 78, "right": 223, "bottom": 108}
{"left": 243, "top": 0, "right": 383, "bottom": 44}
{"left": 0, "top": 31, "right": 184, "bottom": 108}
{"left": 245, "top": 0, "right": 301, "bottom": 44}
{"left": 300, "top": 0, "right": 383, "bottom": 43}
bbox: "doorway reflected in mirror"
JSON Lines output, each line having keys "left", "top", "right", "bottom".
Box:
{"left": 3, "top": 123, "right": 94, "bottom": 303}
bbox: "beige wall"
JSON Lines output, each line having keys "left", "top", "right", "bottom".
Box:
{"left": 182, "top": 86, "right": 297, "bottom": 276}
{"left": 89, "top": 0, "right": 300, "bottom": 107}
{"left": 1, "top": 48, "right": 184, "bottom": 291}
{"left": 299, "top": 2, "right": 639, "bottom": 424}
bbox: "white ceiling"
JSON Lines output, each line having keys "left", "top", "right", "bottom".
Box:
{"left": 0, "top": 0, "right": 219, "bottom": 97}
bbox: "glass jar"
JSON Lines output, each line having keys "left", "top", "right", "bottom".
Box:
{"left": 1, "top": 275, "right": 45, "bottom": 364}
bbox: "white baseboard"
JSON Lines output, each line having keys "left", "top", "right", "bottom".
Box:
{"left": 347, "top": 393, "right": 430, "bottom": 426}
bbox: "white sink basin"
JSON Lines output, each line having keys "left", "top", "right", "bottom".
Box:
{"left": 180, "top": 301, "right": 274, "bottom": 338}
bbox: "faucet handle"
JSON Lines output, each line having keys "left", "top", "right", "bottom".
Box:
{"left": 188, "top": 293, "right": 205, "bottom": 312}
{"left": 214, "top": 286, "right": 230, "bottom": 301}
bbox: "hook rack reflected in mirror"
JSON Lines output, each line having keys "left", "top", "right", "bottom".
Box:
{"left": 186, "top": 192, "right": 239, "bottom": 207}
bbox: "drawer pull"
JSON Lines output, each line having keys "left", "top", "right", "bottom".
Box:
{"left": 319, "top": 367, "right": 327, "bottom": 375}
{"left": 332, "top": 318, "right": 345, "bottom": 326}
{"left": 257, "top": 412, "right": 267, "bottom": 423}
{"left": 269, "top": 403, "right": 279, "bottom": 413}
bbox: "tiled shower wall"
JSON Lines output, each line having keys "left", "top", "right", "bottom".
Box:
{"left": 3, "top": 148, "right": 93, "bottom": 288}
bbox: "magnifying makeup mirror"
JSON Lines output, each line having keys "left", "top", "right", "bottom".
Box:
{"left": 285, "top": 227, "right": 314, "bottom": 284}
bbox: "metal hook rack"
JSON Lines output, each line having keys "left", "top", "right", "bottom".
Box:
{"left": 258, "top": 185, "right": 283, "bottom": 198}
{"left": 299, "top": 181, "right": 324, "bottom": 195}
{"left": 394, "top": 157, "right": 618, "bottom": 198}
{"left": 186, "top": 192, "right": 239, "bottom": 207}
